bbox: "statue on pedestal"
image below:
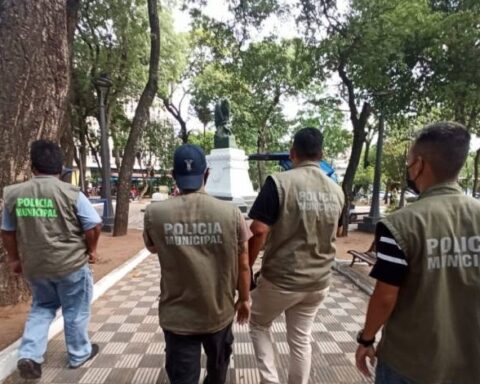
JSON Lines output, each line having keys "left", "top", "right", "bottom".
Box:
{"left": 206, "top": 99, "right": 256, "bottom": 212}
{"left": 214, "top": 99, "right": 237, "bottom": 149}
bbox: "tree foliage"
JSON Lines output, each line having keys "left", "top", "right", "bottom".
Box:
{"left": 293, "top": 91, "right": 352, "bottom": 162}
{"left": 188, "top": 17, "right": 314, "bottom": 184}
{"left": 113, "top": 0, "right": 160, "bottom": 236}
{"left": 71, "top": 0, "right": 480, "bottom": 228}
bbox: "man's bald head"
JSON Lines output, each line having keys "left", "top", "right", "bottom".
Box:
{"left": 412, "top": 122, "right": 470, "bottom": 182}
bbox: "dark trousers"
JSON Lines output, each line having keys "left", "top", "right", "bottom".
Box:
{"left": 164, "top": 323, "right": 234, "bottom": 384}
{"left": 375, "top": 360, "right": 416, "bottom": 384}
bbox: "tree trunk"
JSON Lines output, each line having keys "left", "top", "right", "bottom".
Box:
{"left": 113, "top": 147, "right": 122, "bottom": 172}
{"left": 399, "top": 186, "right": 406, "bottom": 208}
{"left": 337, "top": 61, "right": 372, "bottom": 236}
{"left": 473, "top": 148, "right": 480, "bottom": 197}
{"left": 341, "top": 127, "right": 367, "bottom": 236}
{"left": 203, "top": 122, "right": 207, "bottom": 150}
{"left": 363, "top": 139, "right": 371, "bottom": 169}
{"left": 0, "top": 0, "right": 71, "bottom": 306}
{"left": 113, "top": 0, "right": 160, "bottom": 236}
{"left": 253, "top": 92, "right": 280, "bottom": 188}
{"left": 363, "top": 123, "right": 375, "bottom": 169}
{"left": 180, "top": 121, "right": 188, "bottom": 144}
{"left": 162, "top": 98, "right": 189, "bottom": 143}
{"left": 397, "top": 144, "right": 408, "bottom": 208}
{"left": 256, "top": 126, "right": 267, "bottom": 187}
{"left": 60, "top": 0, "right": 81, "bottom": 168}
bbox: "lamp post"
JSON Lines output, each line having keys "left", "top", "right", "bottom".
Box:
{"left": 92, "top": 74, "right": 114, "bottom": 232}
{"left": 370, "top": 113, "right": 385, "bottom": 215}
{"left": 359, "top": 91, "right": 389, "bottom": 233}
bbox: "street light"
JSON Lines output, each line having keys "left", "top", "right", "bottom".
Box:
{"left": 358, "top": 91, "right": 390, "bottom": 233}
{"left": 92, "top": 74, "right": 114, "bottom": 232}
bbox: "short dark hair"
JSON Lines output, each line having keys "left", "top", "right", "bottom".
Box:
{"left": 293, "top": 127, "right": 323, "bottom": 160}
{"left": 30, "top": 140, "right": 64, "bottom": 175}
{"left": 413, "top": 121, "right": 470, "bottom": 181}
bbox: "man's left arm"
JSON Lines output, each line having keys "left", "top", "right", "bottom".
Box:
{"left": 76, "top": 192, "right": 103, "bottom": 263}
{"left": 85, "top": 224, "right": 101, "bottom": 263}
{"left": 143, "top": 208, "right": 157, "bottom": 254}
{"left": 356, "top": 223, "right": 407, "bottom": 377}
{"left": 249, "top": 220, "right": 270, "bottom": 267}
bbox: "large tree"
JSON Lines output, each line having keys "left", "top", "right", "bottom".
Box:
{"left": 424, "top": 1, "right": 480, "bottom": 193}
{"left": 113, "top": 0, "right": 160, "bottom": 236}
{"left": 72, "top": 0, "right": 149, "bottom": 188}
{"left": 0, "top": 0, "right": 73, "bottom": 305}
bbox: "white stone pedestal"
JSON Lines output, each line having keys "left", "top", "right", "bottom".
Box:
{"left": 205, "top": 148, "right": 257, "bottom": 213}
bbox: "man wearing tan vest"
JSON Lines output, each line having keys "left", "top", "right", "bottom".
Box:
{"left": 248, "top": 127, "right": 344, "bottom": 384}
{"left": 143, "top": 144, "right": 250, "bottom": 384}
{"left": 1, "top": 140, "right": 102, "bottom": 379}
{"left": 356, "top": 122, "right": 480, "bottom": 383}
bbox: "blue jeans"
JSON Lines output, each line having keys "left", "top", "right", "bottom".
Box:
{"left": 19, "top": 264, "right": 93, "bottom": 367}
{"left": 375, "top": 359, "right": 416, "bottom": 384}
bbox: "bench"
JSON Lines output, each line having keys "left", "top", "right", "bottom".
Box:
{"left": 347, "top": 242, "right": 377, "bottom": 266}
{"left": 351, "top": 211, "right": 369, "bottom": 223}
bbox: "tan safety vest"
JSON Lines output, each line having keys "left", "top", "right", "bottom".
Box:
{"left": 261, "top": 161, "right": 344, "bottom": 291}
{"left": 144, "top": 191, "right": 242, "bottom": 334}
{"left": 3, "top": 176, "right": 88, "bottom": 278}
{"left": 379, "top": 183, "right": 480, "bottom": 384}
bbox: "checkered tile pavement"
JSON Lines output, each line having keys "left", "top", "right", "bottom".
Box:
{"left": 8, "top": 255, "right": 373, "bottom": 383}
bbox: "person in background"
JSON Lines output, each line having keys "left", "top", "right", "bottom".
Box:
{"left": 248, "top": 127, "right": 344, "bottom": 384}
{"left": 355, "top": 122, "right": 480, "bottom": 383}
{"left": 143, "top": 144, "right": 250, "bottom": 384}
{"left": 1, "top": 140, "right": 102, "bottom": 380}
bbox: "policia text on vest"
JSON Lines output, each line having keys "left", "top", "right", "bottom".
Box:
{"left": 15, "top": 197, "right": 58, "bottom": 218}
{"left": 163, "top": 222, "right": 224, "bottom": 246}
{"left": 426, "top": 236, "right": 480, "bottom": 270}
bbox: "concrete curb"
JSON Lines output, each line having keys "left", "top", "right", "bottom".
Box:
{"left": 333, "top": 259, "right": 374, "bottom": 296}
{"left": 0, "top": 248, "right": 151, "bottom": 383}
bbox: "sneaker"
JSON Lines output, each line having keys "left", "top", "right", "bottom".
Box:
{"left": 69, "top": 344, "right": 100, "bottom": 369}
{"left": 17, "top": 358, "right": 42, "bottom": 380}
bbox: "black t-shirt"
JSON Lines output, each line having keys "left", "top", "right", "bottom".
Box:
{"left": 370, "top": 223, "right": 408, "bottom": 286}
{"left": 248, "top": 176, "right": 280, "bottom": 226}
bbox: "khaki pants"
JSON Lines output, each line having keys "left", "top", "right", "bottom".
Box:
{"left": 249, "top": 276, "right": 329, "bottom": 384}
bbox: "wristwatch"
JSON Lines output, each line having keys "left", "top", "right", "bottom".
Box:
{"left": 356, "top": 330, "right": 375, "bottom": 347}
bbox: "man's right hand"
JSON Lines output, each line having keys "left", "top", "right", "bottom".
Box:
{"left": 355, "top": 345, "right": 376, "bottom": 377}
{"left": 88, "top": 250, "right": 98, "bottom": 264}
{"left": 235, "top": 299, "right": 251, "bottom": 324}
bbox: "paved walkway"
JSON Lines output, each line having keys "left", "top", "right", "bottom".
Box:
{"left": 8, "top": 256, "right": 373, "bottom": 384}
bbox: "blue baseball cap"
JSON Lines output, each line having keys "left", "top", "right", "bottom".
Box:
{"left": 173, "top": 144, "right": 207, "bottom": 190}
